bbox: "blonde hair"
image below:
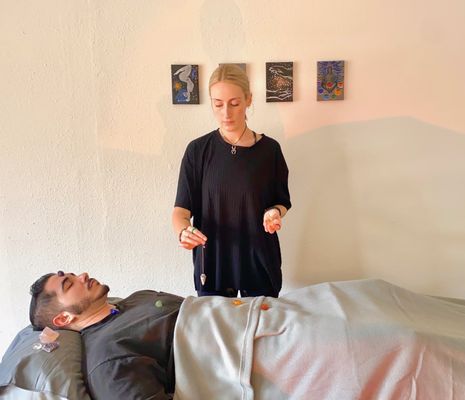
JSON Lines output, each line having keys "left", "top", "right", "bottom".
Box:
{"left": 209, "top": 64, "right": 251, "bottom": 99}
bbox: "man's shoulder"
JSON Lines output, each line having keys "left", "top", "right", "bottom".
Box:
{"left": 122, "top": 290, "right": 184, "bottom": 304}
{"left": 82, "top": 290, "right": 183, "bottom": 355}
{"left": 109, "top": 290, "right": 184, "bottom": 321}
{"left": 82, "top": 290, "right": 183, "bottom": 339}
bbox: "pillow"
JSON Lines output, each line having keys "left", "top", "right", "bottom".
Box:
{"left": 0, "top": 326, "right": 91, "bottom": 400}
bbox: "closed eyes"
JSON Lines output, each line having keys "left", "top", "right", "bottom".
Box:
{"left": 57, "top": 271, "right": 76, "bottom": 292}
{"left": 214, "top": 102, "right": 240, "bottom": 108}
{"left": 61, "top": 277, "right": 72, "bottom": 292}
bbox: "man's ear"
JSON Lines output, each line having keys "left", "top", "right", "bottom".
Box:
{"left": 52, "top": 311, "right": 75, "bottom": 328}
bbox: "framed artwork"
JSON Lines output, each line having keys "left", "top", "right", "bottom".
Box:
{"left": 219, "top": 63, "right": 246, "bottom": 72}
{"left": 317, "top": 61, "right": 344, "bottom": 101}
{"left": 266, "top": 62, "right": 293, "bottom": 102}
{"left": 171, "top": 64, "right": 200, "bottom": 104}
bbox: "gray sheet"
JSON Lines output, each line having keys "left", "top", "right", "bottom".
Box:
{"left": 173, "top": 279, "right": 465, "bottom": 400}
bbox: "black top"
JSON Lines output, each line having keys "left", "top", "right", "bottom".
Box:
{"left": 175, "top": 130, "right": 291, "bottom": 293}
{"left": 81, "top": 291, "right": 184, "bottom": 400}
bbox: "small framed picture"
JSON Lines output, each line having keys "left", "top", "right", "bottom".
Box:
{"left": 171, "top": 64, "right": 200, "bottom": 104}
{"left": 317, "top": 61, "right": 345, "bottom": 101}
{"left": 266, "top": 62, "right": 293, "bottom": 102}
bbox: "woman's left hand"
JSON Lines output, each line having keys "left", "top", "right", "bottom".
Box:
{"left": 263, "top": 208, "right": 282, "bottom": 234}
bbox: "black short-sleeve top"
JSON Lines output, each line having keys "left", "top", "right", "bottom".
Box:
{"left": 175, "top": 130, "right": 291, "bottom": 292}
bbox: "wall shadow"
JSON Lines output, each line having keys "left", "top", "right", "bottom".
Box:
{"left": 282, "top": 117, "right": 465, "bottom": 294}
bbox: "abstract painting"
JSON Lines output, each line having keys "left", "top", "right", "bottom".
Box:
{"left": 171, "top": 64, "right": 199, "bottom": 104}
{"left": 266, "top": 62, "right": 293, "bottom": 102}
{"left": 317, "top": 61, "right": 344, "bottom": 101}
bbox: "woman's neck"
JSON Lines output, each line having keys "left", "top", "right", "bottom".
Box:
{"left": 220, "top": 123, "right": 248, "bottom": 145}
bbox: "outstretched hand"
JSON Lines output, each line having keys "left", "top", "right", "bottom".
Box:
{"left": 263, "top": 208, "right": 282, "bottom": 234}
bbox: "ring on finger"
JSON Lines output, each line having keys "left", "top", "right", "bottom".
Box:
{"left": 191, "top": 227, "right": 197, "bottom": 233}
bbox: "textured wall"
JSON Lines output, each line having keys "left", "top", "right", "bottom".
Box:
{"left": 1, "top": 0, "right": 465, "bottom": 355}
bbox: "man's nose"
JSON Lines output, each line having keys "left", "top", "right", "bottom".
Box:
{"left": 78, "top": 272, "right": 89, "bottom": 283}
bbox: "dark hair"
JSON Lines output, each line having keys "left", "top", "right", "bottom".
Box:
{"left": 29, "top": 273, "right": 60, "bottom": 330}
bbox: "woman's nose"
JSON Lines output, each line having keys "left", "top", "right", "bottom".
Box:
{"left": 223, "top": 105, "right": 232, "bottom": 117}
{"left": 78, "top": 272, "right": 89, "bottom": 282}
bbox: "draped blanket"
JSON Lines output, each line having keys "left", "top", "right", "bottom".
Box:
{"left": 173, "top": 279, "right": 465, "bottom": 400}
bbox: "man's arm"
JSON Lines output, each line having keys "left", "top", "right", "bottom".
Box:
{"left": 86, "top": 357, "right": 173, "bottom": 400}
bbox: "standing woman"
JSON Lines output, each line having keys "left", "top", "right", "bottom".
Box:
{"left": 172, "top": 64, "right": 291, "bottom": 297}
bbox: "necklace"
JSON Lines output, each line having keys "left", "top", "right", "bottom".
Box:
{"left": 220, "top": 124, "right": 247, "bottom": 155}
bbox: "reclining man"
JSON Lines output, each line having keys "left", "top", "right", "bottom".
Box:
{"left": 29, "top": 271, "right": 465, "bottom": 400}
{"left": 29, "top": 271, "right": 182, "bottom": 399}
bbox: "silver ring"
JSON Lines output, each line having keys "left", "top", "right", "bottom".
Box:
{"left": 191, "top": 227, "right": 197, "bottom": 233}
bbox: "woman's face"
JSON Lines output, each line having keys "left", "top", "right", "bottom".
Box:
{"left": 210, "top": 81, "right": 251, "bottom": 133}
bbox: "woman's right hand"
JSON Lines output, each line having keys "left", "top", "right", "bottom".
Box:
{"left": 179, "top": 226, "right": 207, "bottom": 250}
{"left": 263, "top": 207, "right": 282, "bottom": 234}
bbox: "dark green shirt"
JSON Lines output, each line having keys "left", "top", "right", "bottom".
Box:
{"left": 82, "top": 290, "right": 184, "bottom": 400}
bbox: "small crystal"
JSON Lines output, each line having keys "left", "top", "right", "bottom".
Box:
{"left": 39, "top": 326, "right": 60, "bottom": 344}
{"left": 41, "top": 341, "right": 59, "bottom": 352}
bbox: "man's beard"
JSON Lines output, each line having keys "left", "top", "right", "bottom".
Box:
{"left": 98, "top": 284, "right": 110, "bottom": 298}
{"left": 67, "top": 284, "right": 110, "bottom": 315}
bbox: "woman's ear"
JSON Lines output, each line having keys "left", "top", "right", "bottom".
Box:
{"left": 247, "top": 93, "right": 253, "bottom": 107}
{"left": 52, "top": 311, "right": 75, "bottom": 328}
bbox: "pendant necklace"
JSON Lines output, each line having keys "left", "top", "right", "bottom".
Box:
{"left": 220, "top": 124, "right": 247, "bottom": 155}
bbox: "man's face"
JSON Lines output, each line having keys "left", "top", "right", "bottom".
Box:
{"left": 45, "top": 271, "right": 109, "bottom": 315}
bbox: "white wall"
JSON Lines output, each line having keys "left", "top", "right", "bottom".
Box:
{"left": 1, "top": 0, "right": 465, "bottom": 355}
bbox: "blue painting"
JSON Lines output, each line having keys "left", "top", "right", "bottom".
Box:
{"left": 317, "top": 61, "right": 345, "bottom": 101}
{"left": 171, "top": 64, "right": 199, "bottom": 104}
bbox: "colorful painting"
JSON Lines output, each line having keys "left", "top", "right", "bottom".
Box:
{"left": 171, "top": 64, "right": 199, "bottom": 104}
{"left": 317, "top": 61, "right": 344, "bottom": 101}
{"left": 219, "top": 63, "right": 246, "bottom": 72}
{"left": 266, "top": 62, "right": 293, "bottom": 102}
